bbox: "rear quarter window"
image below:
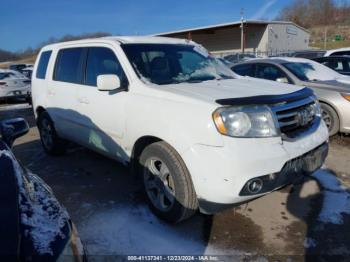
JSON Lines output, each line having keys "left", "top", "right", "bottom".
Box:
{"left": 36, "top": 51, "right": 52, "bottom": 79}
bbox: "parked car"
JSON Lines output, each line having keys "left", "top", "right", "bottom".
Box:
{"left": 32, "top": 37, "right": 329, "bottom": 223}
{"left": 231, "top": 57, "right": 350, "bottom": 135}
{"left": 9, "top": 64, "right": 33, "bottom": 73}
{"left": 324, "top": 47, "right": 350, "bottom": 57}
{"left": 313, "top": 56, "right": 350, "bottom": 76}
{"left": 0, "top": 69, "right": 31, "bottom": 101}
{"left": 21, "top": 66, "right": 33, "bottom": 79}
{"left": 269, "top": 50, "right": 325, "bottom": 59}
{"left": 0, "top": 118, "right": 85, "bottom": 260}
{"left": 292, "top": 50, "right": 326, "bottom": 59}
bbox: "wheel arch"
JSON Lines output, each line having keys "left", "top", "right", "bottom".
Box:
{"left": 130, "top": 135, "right": 163, "bottom": 174}
{"left": 318, "top": 99, "right": 341, "bottom": 126}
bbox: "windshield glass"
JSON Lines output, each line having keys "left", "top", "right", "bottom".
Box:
{"left": 121, "top": 44, "right": 236, "bottom": 85}
{"left": 283, "top": 61, "right": 341, "bottom": 81}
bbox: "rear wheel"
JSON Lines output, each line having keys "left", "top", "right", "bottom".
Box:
{"left": 37, "top": 111, "right": 67, "bottom": 155}
{"left": 139, "top": 141, "right": 198, "bottom": 223}
{"left": 321, "top": 103, "right": 339, "bottom": 136}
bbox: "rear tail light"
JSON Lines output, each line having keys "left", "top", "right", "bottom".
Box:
{"left": 0, "top": 82, "right": 6, "bottom": 87}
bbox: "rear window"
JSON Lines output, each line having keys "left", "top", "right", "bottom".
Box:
{"left": 36, "top": 51, "right": 52, "bottom": 79}
{"left": 54, "top": 48, "right": 85, "bottom": 84}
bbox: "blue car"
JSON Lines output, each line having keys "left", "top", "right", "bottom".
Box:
{"left": 0, "top": 118, "right": 85, "bottom": 261}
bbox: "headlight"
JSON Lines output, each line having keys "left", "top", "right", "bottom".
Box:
{"left": 311, "top": 100, "right": 322, "bottom": 117}
{"left": 341, "top": 93, "right": 350, "bottom": 102}
{"left": 213, "top": 105, "right": 278, "bottom": 138}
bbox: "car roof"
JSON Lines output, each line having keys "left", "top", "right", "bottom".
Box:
{"left": 0, "top": 69, "right": 18, "bottom": 74}
{"left": 41, "top": 36, "right": 196, "bottom": 51}
{"left": 325, "top": 47, "right": 350, "bottom": 56}
{"left": 233, "top": 57, "right": 313, "bottom": 65}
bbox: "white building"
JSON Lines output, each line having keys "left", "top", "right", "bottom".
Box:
{"left": 156, "top": 20, "right": 310, "bottom": 56}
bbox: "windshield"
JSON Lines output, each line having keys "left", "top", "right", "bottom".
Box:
{"left": 121, "top": 44, "right": 236, "bottom": 85}
{"left": 283, "top": 61, "right": 341, "bottom": 81}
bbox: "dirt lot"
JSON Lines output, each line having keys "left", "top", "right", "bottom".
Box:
{"left": 1, "top": 102, "right": 350, "bottom": 261}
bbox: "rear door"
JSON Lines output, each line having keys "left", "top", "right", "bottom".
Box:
{"left": 75, "top": 45, "right": 129, "bottom": 161}
{"left": 46, "top": 47, "right": 86, "bottom": 142}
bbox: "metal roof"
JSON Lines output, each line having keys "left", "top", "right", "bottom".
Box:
{"left": 156, "top": 20, "right": 309, "bottom": 36}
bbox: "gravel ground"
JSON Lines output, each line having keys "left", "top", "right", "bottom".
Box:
{"left": 1, "top": 101, "right": 350, "bottom": 261}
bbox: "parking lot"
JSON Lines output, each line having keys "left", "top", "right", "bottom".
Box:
{"left": 1, "top": 101, "right": 350, "bottom": 261}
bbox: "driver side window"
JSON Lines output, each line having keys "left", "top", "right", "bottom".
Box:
{"left": 85, "top": 47, "right": 128, "bottom": 87}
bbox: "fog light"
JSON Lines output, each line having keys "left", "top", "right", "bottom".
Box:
{"left": 247, "top": 178, "right": 263, "bottom": 194}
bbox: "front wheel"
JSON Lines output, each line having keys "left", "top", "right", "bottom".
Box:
{"left": 37, "top": 111, "right": 67, "bottom": 155}
{"left": 139, "top": 141, "right": 198, "bottom": 223}
{"left": 321, "top": 103, "right": 339, "bottom": 136}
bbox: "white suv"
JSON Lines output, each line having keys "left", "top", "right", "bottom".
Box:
{"left": 32, "top": 36, "right": 329, "bottom": 223}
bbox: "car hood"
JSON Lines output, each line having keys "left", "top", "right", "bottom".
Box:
{"left": 161, "top": 77, "right": 303, "bottom": 104}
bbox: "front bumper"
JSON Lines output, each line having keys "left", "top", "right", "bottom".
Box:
{"left": 182, "top": 120, "right": 329, "bottom": 214}
{"left": 239, "top": 142, "right": 328, "bottom": 196}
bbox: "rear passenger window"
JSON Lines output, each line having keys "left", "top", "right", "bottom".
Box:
{"left": 36, "top": 51, "right": 52, "bottom": 79}
{"left": 54, "top": 48, "right": 85, "bottom": 84}
{"left": 85, "top": 47, "right": 128, "bottom": 87}
{"left": 232, "top": 64, "right": 254, "bottom": 77}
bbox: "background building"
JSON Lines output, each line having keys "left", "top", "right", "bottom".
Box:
{"left": 156, "top": 20, "right": 310, "bottom": 56}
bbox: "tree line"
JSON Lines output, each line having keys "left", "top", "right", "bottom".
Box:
{"left": 278, "top": 0, "right": 350, "bottom": 28}
{"left": 0, "top": 32, "right": 111, "bottom": 63}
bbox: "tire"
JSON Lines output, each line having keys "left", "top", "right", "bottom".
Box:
{"left": 37, "top": 111, "right": 67, "bottom": 155}
{"left": 321, "top": 103, "right": 340, "bottom": 136}
{"left": 139, "top": 141, "right": 198, "bottom": 223}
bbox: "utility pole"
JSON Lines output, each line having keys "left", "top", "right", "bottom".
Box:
{"left": 240, "top": 8, "right": 245, "bottom": 54}
{"left": 324, "top": 26, "right": 327, "bottom": 50}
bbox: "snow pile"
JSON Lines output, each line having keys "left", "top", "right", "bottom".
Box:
{"left": 312, "top": 170, "right": 350, "bottom": 224}
{"left": 79, "top": 204, "right": 205, "bottom": 255}
{"left": 79, "top": 204, "right": 240, "bottom": 256}
{"left": 0, "top": 149, "right": 70, "bottom": 255}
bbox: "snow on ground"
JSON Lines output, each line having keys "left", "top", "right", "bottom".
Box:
{"left": 78, "top": 203, "right": 240, "bottom": 256}
{"left": 312, "top": 169, "right": 350, "bottom": 224}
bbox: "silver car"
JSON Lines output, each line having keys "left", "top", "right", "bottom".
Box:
{"left": 231, "top": 57, "right": 350, "bottom": 136}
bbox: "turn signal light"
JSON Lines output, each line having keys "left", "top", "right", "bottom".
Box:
{"left": 341, "top": 93, "right": 350, "bottom": 102}
{"left": 212, "top": 110, "right": 227, "bottom": 135}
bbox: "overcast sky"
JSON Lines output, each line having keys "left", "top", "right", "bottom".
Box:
{"left": 0, "top": 0, "right": 335, "bottom": 51}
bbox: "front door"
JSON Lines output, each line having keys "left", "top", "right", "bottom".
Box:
{"left": 76, "top": 46, "right": 129, "bottom": 162}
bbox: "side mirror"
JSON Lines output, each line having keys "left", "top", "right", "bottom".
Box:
{"left": 276, "top": 77, "right": 289, "bottom": 84}
{"left": 0, "top": 118, "right": 29, "bottom": 147}
{"left": 97, "top": 74, "right": 121, "bottom": 91}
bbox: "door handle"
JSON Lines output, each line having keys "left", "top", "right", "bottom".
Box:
{"left": 48, "top": 90, "right": 55, "bottom": 96}
{"left": 78, "top": 97, "right": 90, "bottom": 104}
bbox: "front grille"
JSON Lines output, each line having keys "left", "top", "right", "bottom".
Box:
{"left": 271, "top": 96, "right": 318, "bottom": 139}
